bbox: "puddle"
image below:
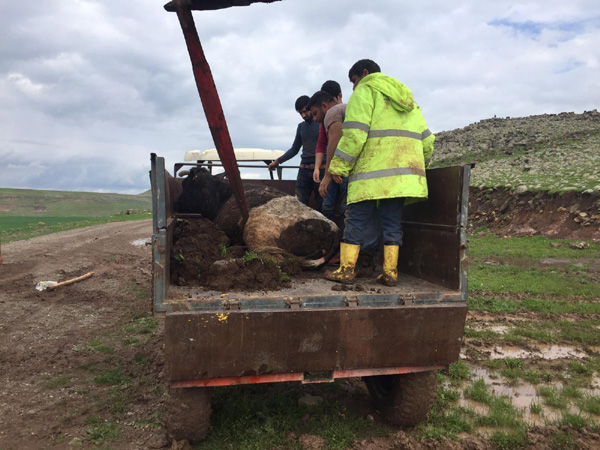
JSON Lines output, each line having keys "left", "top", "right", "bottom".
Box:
{"left": 489, "top": 346, "right": 532, "bottom": 359}
{"left": 472, "top": 368, "right": 537, "bottom": 410}
{"left": 130, "top": 238, "right": 151, "bottom": 247}
{"left": 458, "top": 397, "right": 489, "bottom": 415}
{"left": 488, "top": 325, "right": 509, "bottom": 334}
{"left": 467, "top": 311, "right": 529, "bottom": 322}
{"left": 540, "top": 257, "right": 592, "bottom": 268}
{"left": 490, "top": 344, "right": 588, "bottom": 360}
{"left": 540, "top": 258, "right": 573, "bottom": 265}
{"left": 466, "top": 367, "right": 600, "bottom": 426}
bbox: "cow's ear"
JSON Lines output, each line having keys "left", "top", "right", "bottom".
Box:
{"left": 214, "top": 172, "right": 228, "bottom": 181}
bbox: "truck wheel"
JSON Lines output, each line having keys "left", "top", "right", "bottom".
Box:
{"left": 364, "top": 371, "right": 437, "bottom": 427}
{"left": 166, "top": 386, "right": 212, "bottom": 443}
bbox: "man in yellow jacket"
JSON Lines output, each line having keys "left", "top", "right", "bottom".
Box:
{"left": 326, "top": 59, "right": 434, "bottom": 286}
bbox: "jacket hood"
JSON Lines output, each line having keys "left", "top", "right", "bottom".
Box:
{"left": 361, "top": 72, "right": 415, "bottom": 113}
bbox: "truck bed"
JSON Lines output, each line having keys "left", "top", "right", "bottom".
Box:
{"left": 164, "top": 271, "right": 462, "bottom": 312}
{"left": 151, "top": 156, "right": 470, "bottom": 314}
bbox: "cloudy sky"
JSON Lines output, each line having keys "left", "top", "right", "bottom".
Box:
{"left": 1, "top": 0, "right": 599, "bottom": 193}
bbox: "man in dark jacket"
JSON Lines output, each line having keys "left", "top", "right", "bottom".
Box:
{"left": 269, "top": 95, "right": 323, "bottom": 211}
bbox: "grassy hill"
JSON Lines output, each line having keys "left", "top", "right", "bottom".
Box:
{"left": 0, "top": 188, "right": 152, "bottom": 243}
{"left": 0, "top": 188, "right": 151, "bottom": 217}
{"left": 432, "top": 110, "right": 600, "bottom": 193}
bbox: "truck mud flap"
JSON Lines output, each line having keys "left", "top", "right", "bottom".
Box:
{"left": 166, "top": 304, "right": 467, "bottom": 382}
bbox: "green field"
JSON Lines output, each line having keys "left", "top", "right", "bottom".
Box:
{"left": 0, "top": 187, "right": 151, "bottom": 217}
{"left": 0, "top": 187, "right": 152, "bottom": 243}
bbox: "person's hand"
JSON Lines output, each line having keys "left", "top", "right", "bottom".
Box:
{"left": 313, "top": 168, "right": 321, "bottom": 183}
{"left": 268, "top": 160, "right": 279, "bottom": 171}
{"left": 332, "top": 175, "right": 342, "bottom": 184}
{"left": 319, "top": 172, "right": 332, "bottom": 198}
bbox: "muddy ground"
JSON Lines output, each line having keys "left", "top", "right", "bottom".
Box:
{"left": 1, "top": 213, "right": 599, "bottom": 449}
{"left": 0, "top": 221, "right": 166, "bottom": 449}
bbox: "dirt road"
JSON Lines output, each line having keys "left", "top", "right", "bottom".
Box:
{"left": 0, "top": 220, "right": 167, "bottom": 449}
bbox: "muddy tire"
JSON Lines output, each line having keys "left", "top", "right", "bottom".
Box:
{"left": 364, "top": 371, "right": 437, "bottom": 427}
{"left": 166, "top": 387, "right": 212, "bottom": 443}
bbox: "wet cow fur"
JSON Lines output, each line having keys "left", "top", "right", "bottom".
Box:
{"left": 174, "top": 167, "right": 232, "bottom": 220}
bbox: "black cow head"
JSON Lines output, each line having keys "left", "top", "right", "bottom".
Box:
{"left": 175, "top": 167, "right": 232, "bottom": 220}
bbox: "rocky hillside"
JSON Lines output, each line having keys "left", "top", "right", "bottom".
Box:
{"left": 432, "top": 110, "right": 600, "bottom": 193}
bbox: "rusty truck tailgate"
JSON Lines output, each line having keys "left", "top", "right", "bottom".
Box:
{"left": 166, "top": 304, "right": 467, "bottom": 383}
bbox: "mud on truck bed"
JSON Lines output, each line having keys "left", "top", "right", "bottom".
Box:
{"left": 150, "top": 154, "right": 470, "bottom": 442}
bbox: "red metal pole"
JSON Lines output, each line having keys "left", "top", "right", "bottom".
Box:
{"left": 173, "top": 1, "right": 249, "bottom": 222}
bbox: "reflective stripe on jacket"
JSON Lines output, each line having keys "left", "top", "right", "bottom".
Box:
{"left": 329, "top": 72, "right": 434, "bottom": 205}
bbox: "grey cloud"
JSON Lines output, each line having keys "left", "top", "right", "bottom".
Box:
{"left": 1, "top": 0, "right": 599, "bottom": 193}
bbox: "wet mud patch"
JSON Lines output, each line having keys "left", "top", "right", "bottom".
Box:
{"left": 455, "top": 307, "right": 600, "bottom": 435}
{"left": 454, "top": 363, "right": 600, "bottom": 428}
{"left": 353, "top": 425, "right": 600, "bottom": 449}
{"left": 480, "top": 255, "right": 600, "bottom": 269}
{"left": 206, "top": 257, "right": 289, "bottom": 291}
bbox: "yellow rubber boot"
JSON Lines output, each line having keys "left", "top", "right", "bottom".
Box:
{"left": 377, "top": 245, "right": 399, "bottom": 286}
{"left": 325, "top": 243, "right": 360, "bottom": 284}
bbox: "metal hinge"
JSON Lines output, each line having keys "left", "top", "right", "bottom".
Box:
{"left": 223, "top": 299, "right": 240, "bottom": 310}
{"left": 400, "top": 294, "right": 415, "bottom": 306}
{"left": 286, "top": 298, "right": 301, "bottom": 309}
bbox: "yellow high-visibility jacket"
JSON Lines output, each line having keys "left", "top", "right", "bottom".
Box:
{"left": 329, "top": 72, "right": 434, "bottom": 205}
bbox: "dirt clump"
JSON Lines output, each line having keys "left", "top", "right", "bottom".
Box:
{"left": 170, "top": 218, "right": 230, "bottom": 286}
{"left": 297, "top": 434, "right": 327, "bottom": 450}
{"left": 170, "top": 217, "right": 296, "bottom": 291}
{"left": 206, "top": 256, "right": 289, "bottom": 291}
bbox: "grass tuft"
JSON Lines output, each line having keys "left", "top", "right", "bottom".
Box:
{"left": 43, "top": 375, "right": 72, "bottom": 390}
{"left": 558, "top": 411, "right": 589, "bottom": 430}
{"left": 489, "top": 428, "right": 527, "bottom": 450}
{"left": 85, "top": 417, "right": 120, "bottom": 444}
{"left": 93, "top": 368, "right": 130, "bottom": 387}
{"left": 550, "top": 430, "right": 577, "bottom": 450}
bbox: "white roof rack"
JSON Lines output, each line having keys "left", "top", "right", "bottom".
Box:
{"left": 184, "top": 148, "right": 284, "bottom": 161}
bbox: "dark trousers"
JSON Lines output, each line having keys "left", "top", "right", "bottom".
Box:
{"left": 296, "top": 167, "right": 323, "bottom": 212}
{"left": 322, "top": 176, "right": 348, "bottom": 236}
{"left": 344, "top": 198, "right": 405, "bottom": 247}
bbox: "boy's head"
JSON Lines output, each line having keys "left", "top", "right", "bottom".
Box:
{"left": 307, "top": 91, "right": 335, "bottom": 123}
{"left": 348, "top": 59, "right": 381, "bottom": 90}
{"left": 320, "top": 80, "right": 342, "bottom": 103}
{"left": 295, "top": 95, "right": 312, "bottom": 121}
